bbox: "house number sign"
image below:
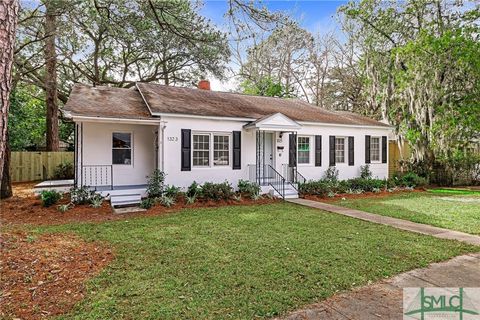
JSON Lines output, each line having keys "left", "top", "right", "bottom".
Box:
{"left": 167, "top": 136, "right": 178, "bottom": 142}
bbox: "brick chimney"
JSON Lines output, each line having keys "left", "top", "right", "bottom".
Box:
{"left": 198, "top": 79, "right": 210, "bottom": 90}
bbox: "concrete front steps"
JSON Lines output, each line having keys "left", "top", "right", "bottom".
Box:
{"left": 268, "top": 183, "right": 299, "bottom": 199}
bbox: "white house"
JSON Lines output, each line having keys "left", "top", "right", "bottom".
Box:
{"left": 64, "top": 80, "right": 392, "bottom": 204}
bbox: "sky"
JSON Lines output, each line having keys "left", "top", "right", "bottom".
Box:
{"left": 199, "top": 0, "right": 348, "bottom": 91}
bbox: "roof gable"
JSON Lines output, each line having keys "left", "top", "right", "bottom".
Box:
{"left": 244, "top": 113, "right": 301, "bottom": 130}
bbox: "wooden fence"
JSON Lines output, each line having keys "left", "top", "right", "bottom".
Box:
{"left": 10, "top": 151, "right": 74, "bottom": 183}
{"left": 388, "top": 141, "right": 410, "bottom": 178}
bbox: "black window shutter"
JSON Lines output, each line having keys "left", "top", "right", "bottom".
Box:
{"left": 365, "top": 135, "right": 371, "bottom": 164}
{"left": 289, "top": 133, "right": 297, "bottom": 167}
{"left": 232, "top": 131, "right": 241, "bottom": 170}
{"left": 329, "top": 136, "right": 335, "bottom": 167}
{"left": 348, "top": 136, "right": 354, "bottom": 166}
{"left": 181, "top": 129, "right": 191, "bottom": 171}
{"left": 382, "top": 136, "right": 387, "bottom": 163}
{"left": 315, "top": 135, "right": 322, "bottom": 167}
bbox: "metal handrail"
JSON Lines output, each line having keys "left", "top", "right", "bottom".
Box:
{"left": 266, "top": 165, "right": 285, "bottom": 200}
{"left": 294, "top": 168, "right": 307, "bottom": 185}
{"left": 79, "top": 165, "right": 113, "bottom": 190}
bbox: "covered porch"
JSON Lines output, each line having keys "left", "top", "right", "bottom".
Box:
{"left": 244, "top": 113, "right": 306, "bottom": 198}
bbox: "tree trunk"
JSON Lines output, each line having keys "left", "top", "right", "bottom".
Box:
{"left": 0, "top": 0, "right": 19, "bottom": 184}
{"left": 1, "top": 132, "right": 12, "bottom": 199}
{"left": 44, "top": 1, "right": 60, "bottom": 151}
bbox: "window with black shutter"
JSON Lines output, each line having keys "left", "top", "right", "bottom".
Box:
{"left": 348, "top": 136, "right": 354, "bottom": 166}
{"left": 365, "top": 135, "right": 371, "bottom": 164}
{"left": 329, "top": 136, "right": 335, "bottom": 166}
{"left": 382, "top": 136, "right": 387, "bottom": 163}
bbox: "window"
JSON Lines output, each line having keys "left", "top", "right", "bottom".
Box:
{"left": 297, "top": 136, "right": 310, "bottom": 164}
{"left": 193, "top": 134, "right": 210, "bottom": 167}
{"left": 370, "top": 137, "right": 380, "bottom": 162}
{"left": 112, "top": 132, "right": 132, "bottom": 165}
{"left": 214, "top": 135, "right": 229, "bottom": 166}
{"left": 335, "top": 137, "right": 345, "bottom": 163}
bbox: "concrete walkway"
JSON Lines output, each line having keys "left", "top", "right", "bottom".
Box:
{"left": 287, "top": 198, "right": 480, "bottom": 246}
{"left": 280, "top": 253, "right": 480, "bottom": 320}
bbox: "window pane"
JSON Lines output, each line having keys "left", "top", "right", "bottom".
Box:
{"left": 113, "top": 132, "right": 131, "bottom": 148}
{"left": 193, "top": 134, "right": 210, "bottom": 166}
{"left": 298, "top": 137, "right": 310, "bottom": 164}
{"left": 371, "top": 137, "right": 380, "bottom": 161}
{"left": 335, "top": 138, "right": 345, "bottom": 163}
{"left": 113, "top": 149, "right": 131, "bottom": 165}
{"left": 214, "top": 135, "right": 229, "bottom": 166}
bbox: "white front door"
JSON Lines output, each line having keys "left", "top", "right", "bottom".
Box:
{"left": 264, "top": 132, "right": 274, "bottom": 168}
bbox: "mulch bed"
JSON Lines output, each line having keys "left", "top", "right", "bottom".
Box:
{"left": 302, "top": 188, "right": 423, "bottom": 203}
{"left": 0, "top": 232, "right": 113, "bottom": 320}
{"left": 0, "top": 184, "right": 278, "bottom": 226}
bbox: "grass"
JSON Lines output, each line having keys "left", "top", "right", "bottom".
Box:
{"left": 336, "top": 191, "right": 480, "bottom": 235}
{"left": 34, "top": 203, "right": 477, "bottom": 319}
{"left": 427, "top": 188, "right": 480, "bottom": 196}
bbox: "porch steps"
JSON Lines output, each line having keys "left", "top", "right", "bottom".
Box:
{"left": 110, "top": 193, "right": 142, "bottom": 208}
{"left": 270, "top": 183, "right": 299, "bottom": 199}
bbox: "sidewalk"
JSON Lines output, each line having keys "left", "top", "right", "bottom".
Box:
{"left": 287, "top": 198, "right": 480, "bottom": 246}
{"left": 280, "top": 253, "right": 480, "bottom": 320}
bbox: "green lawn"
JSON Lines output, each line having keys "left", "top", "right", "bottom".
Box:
{"left": 36, "top": 203, "right": 477, "bottom": 319}
{"left": 335, "top": 191, "right": 480, "bottom": 235}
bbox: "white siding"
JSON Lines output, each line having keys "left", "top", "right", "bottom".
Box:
{"left": 77, "top": 116, "right": 391, "bottom": 189}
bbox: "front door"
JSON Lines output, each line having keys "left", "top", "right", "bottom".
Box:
{"left": 257, "top": 131, "right": 275, "bottom": 184}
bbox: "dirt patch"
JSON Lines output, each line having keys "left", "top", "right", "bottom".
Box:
{"left": 302, "top": 189, "right": 423, "bottom": 203}
{"left": 0, "top": 232, "right": 113, "bottom": 319}
{"left": 0, "top": 185, "right": 279, "bottom": 226}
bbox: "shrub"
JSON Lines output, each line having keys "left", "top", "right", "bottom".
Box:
{"left": 53, "top": 162, "right": 74, "bottom": 179}
{"left": 186, "top": 181, "right": 200, "bottom": 197}
{"left": 299, "top": 180, "right": 330, "bottom": 196}
{"left": 140, "top": 198, "right": 155, "bottom": 209}
{"left": 396, "top": 172, "right": 428, "bottom": 187}
{"left": 237, "top": 179, "right": 261, "bottom": 199}
{"left": 164, "top": 185, "right": 180, "bottom": 198}
{"left": 70, "top": 186, "right": 96, "bottom": 205}
{"left": 347, "top": 178, "right": 386, "bottom": 192}
{"left": 323, "top": 166, "right": 339, "bottom": 183}
{"left": 159, "top": 195, "right": 176, "bottom": 208}
{"left": 90, "top": 194, "right": 104, "bottom": 208}
{"left": 40, "top": 189, "right": 62, "bottom": 207}
{"left": 232, "top": 194, "right": 242, "bottom": 202}
{"left": 201, "top": 182, "right": 234, "bottom": 201}
{"left": 146, "top": 169, "right": 165, "bottom": 198}
{"left": 185, "top": 194, "right": 197, "bottom": 204}
{"left": 359, "top": 165, "right": 373, "bottom": 179}
{"left": 57, "top": 204, "right": 70, "bottom": 213}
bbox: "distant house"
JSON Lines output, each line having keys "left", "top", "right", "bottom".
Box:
{"left": 64, "top": 80, "right": 392, "bottom": 203}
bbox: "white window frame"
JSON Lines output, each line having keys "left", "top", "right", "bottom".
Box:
{"left": 370, "top": 136, "right": 381, "bottom": 163}
{"left": 112, "top": 131, "right": 133, "bottom": 166}
{"left": 192, "top": 132, "right": 232, "bottom": 168}
{"left": 192, "top": 133, "right": 211, "bottom": 167}
{"left": 335, "top": 137, "right": 346, "bottom": 164}
{"left": 297, "top": 136, "right": 311, "bottom": 165}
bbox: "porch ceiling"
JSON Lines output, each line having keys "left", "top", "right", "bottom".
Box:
{"left": 243, "top": 112, "right": 302, "bottom": 131}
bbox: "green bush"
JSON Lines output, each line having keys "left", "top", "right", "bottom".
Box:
{"left": 299, "top": 180, "right": 330, "bottom": 196}
{"left": 146, "top": 169, "right": 165, "bottom": 198}
{"left": 159, "top": 195, "right": 176, "bottom": 207}
{"left": 359, "top": 165, "right": 373, "bottom": 179}
{"left": 53, "top": 162, "right": 75, "bottom": 179}
{"left": 186, "top": 181, "right": 200, "bottom": 197}
{"left": 40, "top": 189, "right": 62, "bottom": 207}
{"left": 237, "top": 179, "right": 261, "bottom": 199}
{"left": 57, "top": 204, "right": 70, "bottom": 213}
{"left": 70, "top": 186, "right": 96, "bottom": 205}
{"left": 201, "top": 182, "right": 234, "bottom": 201}
{"left": 90, "top": 194, "right": 104, "bottom": 208}
{"left": 347, "top": 178, "right": 386, "bottom": 192}
{"left": 323, "top": 166, "right": 339, "bottom": 183}
{"left": 164, "top": 185, "right": 180, "bottom": 198}
{"left": 140, "top": 198, "right": 155, "bottom": 209}
{"left": 396, "top": 172, "right": 428, "bottom": 187}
